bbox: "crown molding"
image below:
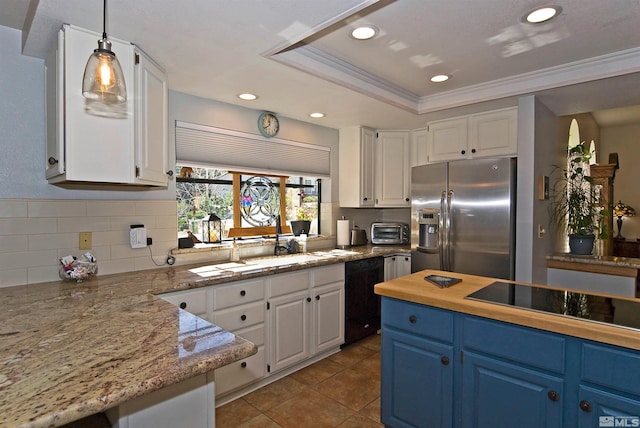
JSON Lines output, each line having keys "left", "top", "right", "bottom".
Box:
{"left": 270, "top": 45, "right": 640, "bottom": 115}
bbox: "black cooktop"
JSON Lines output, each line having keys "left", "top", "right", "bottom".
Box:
{"left": 466, "top": 282, "right": 640, "bottom": 331}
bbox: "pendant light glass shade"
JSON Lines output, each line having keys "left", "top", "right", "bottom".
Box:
{"left": 82, "top": 0, "right": 126, "bottom": 104}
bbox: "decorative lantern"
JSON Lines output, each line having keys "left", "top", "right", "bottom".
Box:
{"left": 202, "top": 213, "right": 222, "bottom": 243}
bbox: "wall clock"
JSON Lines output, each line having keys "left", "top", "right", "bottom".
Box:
{"left": 258, "top": 112, "right": 279, "bottom": 138}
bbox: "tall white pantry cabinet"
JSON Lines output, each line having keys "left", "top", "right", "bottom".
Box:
{"left": 45, "top": 25, "right": 169, "bottom": 186}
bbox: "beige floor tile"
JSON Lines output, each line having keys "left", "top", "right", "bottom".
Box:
{"left": 265, "top": 388, "right": 355, "bottom": 428}
{"left": 290, "top": 358, "right": 346, "bottom": 386}
{"left": 352, "top": 351, "right": 381, "bottom": 378}
{"left": 314, "top": 366, "right": 381, "bottom": 411}
{"left": 327, "top": 343, "right": 377, "bottom": 368}
{"left": 358, "top": 333, "right": 382, "bottom": 352}
{"left": 359, "top": 397, "right": 381, "bottom": 423}
{"left": 336, "top": 413, "right": 384, "bottom": 428}
{"left": 235, "top": 413, "right": 283, "bottom": 428}
{"left": 243, "top": 376, "right": 308, "bottom": 412}
{"left": 215, "top": 398, "right": 262, "bottom": 428}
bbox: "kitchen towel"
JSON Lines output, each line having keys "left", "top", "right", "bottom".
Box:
{"left": 337, "top": 219, "right": 351, "bottom": 248}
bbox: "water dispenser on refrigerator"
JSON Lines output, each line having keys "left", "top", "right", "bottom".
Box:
{"left": 417, "top": 208, "right": 439, "bottom": 253}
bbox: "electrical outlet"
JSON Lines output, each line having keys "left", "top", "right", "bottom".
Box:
{"left": 79, "top": 232, "right": 92, "bottom": 250}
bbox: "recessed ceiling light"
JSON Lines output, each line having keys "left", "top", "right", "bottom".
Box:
{"left": 309, "top": 112, "right": 325, "bottom": 118}
{"left": 430, "top": 74, "right": 450, "bottom": 83}
{"left": 351, "top": 26, "right": 377, "bottom": 40}
{"left": 238, "top": 93, "right": 257, "bottom": 101}
{"left": 523, "top": 6, "right": 561, "bottom": 24}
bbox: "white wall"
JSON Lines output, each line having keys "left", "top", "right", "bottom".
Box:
{"left": 600, "top": 124, "right": 640, "bottom": 240}
{"left": 0, "top": 25, "right": 341, "bottom": 287}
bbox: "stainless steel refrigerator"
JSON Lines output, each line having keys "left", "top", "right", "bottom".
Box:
{"left": 411, "top": 157, "right": 516, "bottom": 280}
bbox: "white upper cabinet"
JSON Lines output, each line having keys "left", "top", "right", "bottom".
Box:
{"left": 133, "top": 49, "right": 169, "bottom": 185}
{"left": 427, "top": 107, "right": 518, "bottom": 163}
{"left": 375, "top": 131, "right": 410, "bottom": 207}
{"left": 469, "top": 108, "right": 518, "bottom": 158}
{"left": 339, "top": 127, "right": 410, "bottom": 208}
{"left": 411, "top": 127, "right": 429, "bottom": 167}
{"left": 427, "top": 117, "right": 469, "bottom": 163}
{"left": 339, "top": 126, "right": 376, "bottom": 207}
{"left": 45, "top": 25, "right": 169, "bottom": 186}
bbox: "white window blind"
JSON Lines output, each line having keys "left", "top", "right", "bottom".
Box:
{"left": 175, "top": 121, "right": 330, "bottom": 177}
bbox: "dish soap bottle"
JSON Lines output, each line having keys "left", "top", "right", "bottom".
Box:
{"left": 299, "top": 233, "right": 307, "bottom": 253}
{"left": 230, "top": 239, "right": 240, "bottom": 262}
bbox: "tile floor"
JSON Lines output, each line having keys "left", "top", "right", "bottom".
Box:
{"left": 215, "top": 333, "right": 383, "bottom": 428}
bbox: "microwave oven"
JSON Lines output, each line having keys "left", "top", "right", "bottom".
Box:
{"left": 370, "top": 222, "right": 410, "bottom": 245}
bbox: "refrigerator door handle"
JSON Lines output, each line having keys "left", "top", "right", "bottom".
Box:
{"left": 446, "top": 190, "right": 454, "bottom": 271}
{"left": 440, "top": 190, "right": 447, "bottom": 271}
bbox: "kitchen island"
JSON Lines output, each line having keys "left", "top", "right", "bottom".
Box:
{"left": 0, "top": 245, "right": 407, "bottom": 427}
{"left": 375, "top": 270, "right": 640, "bottom": 428}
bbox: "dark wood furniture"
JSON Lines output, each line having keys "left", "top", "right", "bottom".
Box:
{"left": 590, "top": 164, "right": 617, "bottom": 256}
{"left": 613, "top": 239, "right": 640, "bottom": 258}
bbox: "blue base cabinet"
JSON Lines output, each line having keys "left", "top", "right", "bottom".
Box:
{"left": 462, "top": 352, "right": 564, "bottom": 428}
{"left": 380, "top": 297, "right": 640, "bottom": 428}
{"left": 381, "top": 298, "right": 454, "bottom": 428}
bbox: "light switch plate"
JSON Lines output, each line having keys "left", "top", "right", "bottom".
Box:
{"left": 79, "top": 232, "right": 92, "bottom": 250}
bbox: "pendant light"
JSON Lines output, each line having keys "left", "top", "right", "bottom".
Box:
{"left": 82, "top": 0, "right": 127, "bottom": 104}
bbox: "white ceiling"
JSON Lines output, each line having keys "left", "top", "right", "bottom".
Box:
{"left": 3, "top": 0, "right": 640, "bottom": 129}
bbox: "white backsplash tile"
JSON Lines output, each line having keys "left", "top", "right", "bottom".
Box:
{"left": 0, "top": 235, "right": 28, "bottom": 253}
{"left": 86, "top": 200, "right": 136, "bottom": 217}
{"left": 0, "top": 200, "right": 27, "bottom": 218}
{"left": 0, "top": 268, "right": 27, "bottom": 288}
{"left": 28, "top": 200, "right": 87, "bottom": 218}
{"left": 0, "top": 218, "right": 57, "bottom": 235}
{"left": 0, "top": 198, "right": 179, "bottom": 287}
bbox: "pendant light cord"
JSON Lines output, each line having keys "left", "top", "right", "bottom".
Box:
{"left": 102, "top": 0, "right": 107, "bottom": 40}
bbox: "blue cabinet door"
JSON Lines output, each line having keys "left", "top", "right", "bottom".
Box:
{"left": 577, "top": 386, "right": 640, "bottom": 427}
{"left": 381, "top": 328, "right": 454, "bottom": 428}
{"left": 462, "top": 351, "right": 564, "bottom": 428}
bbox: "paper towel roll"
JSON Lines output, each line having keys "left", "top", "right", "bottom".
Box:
{"left": 337, "top": 219, "right": 351, "bottom": 248}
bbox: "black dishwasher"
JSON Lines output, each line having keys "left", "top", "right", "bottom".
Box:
{"left": 344, "top": 256, "right": 384, "bottom": 346}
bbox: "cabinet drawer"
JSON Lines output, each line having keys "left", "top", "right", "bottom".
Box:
{"left": 581, "top": 342, "right": 640, "bottom": 396}
{"left": 313, "top": 263, "right": 345, "bottom": 287}
{"left": 213, "top": 301, "right": 265, "bottom": 331}
{"left": 463, "top": 316, "right": 565, "bottom": 374}
{"left": 160, "top": 289, "right": 208, "bottom": 316}
{"left": 232, "top": 324, "right": 265, "bottom": 347}
{"left": 269, "top": 270, "right": 309, "bottom": 297}
{"left": 214, "top": 346, "right": 266, "bottom": 396}
{"left": 213, "top": 278, "right": 265, "bottom": 310}
{"left": 382, "top": 297, "right": 453, "bottom": 343}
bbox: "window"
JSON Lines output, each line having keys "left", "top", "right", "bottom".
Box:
{"left": 176, "top": 165, "right": 320, "bottom": 242}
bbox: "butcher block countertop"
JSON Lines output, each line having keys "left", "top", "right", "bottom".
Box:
{"left": 375, "top": 269, "right": 640, "bottom": 352}
{"left": 0, "top": 245, "right": 408, "bottom": 428}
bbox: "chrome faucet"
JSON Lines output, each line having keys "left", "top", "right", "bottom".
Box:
{"left": 274, "top": 215, "right": 287, "bottom": 255}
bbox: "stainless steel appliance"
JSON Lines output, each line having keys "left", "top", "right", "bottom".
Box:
{"left": 370, "top": 222, "right": 410, "bottom": 245}
{"left": 411, "top": 157, "right": 516, "bottom": 280}
{"left": 350, "top": 227, "right": 368, "bottom": 246}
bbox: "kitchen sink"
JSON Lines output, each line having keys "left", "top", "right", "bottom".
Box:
{"left": 189, "top": 254, "right": 327, "bottom": 277}
{"left": 249, "top": 254, "right": 324, "bottom": 267}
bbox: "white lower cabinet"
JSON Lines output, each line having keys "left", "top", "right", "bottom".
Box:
{"left": 313, "top": 281, "right": 344, "bottom": 353}
{"left": 106, "top": 374, "right": 214, "bottom": 428}
{"left": 159, "top": 288, "right": 209, "bottom": 318}
{"left": 384, "top": 254, "right": 412, "bottom": 281}
{"left": 159, "top": 263, "right": 345, "bottom": 404}
{"left": 268, "top": 288, "right": 312, "bottom": 373}
{"left": 211, "top": 278, "right": 267, "bottom": 395}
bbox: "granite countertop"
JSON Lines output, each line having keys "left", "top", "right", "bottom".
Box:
{"left": 548, "top": 253, "right": 640, "bottom": 269}
{"left": 0, "top": 245, "right": 407, "bottom": 428}
{"left": 375, "top": 269, "right": 640, "bottom": 351}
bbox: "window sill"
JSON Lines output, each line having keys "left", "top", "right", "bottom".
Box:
{"left": 170, "top": 234, "right": 332, "bottom": 256}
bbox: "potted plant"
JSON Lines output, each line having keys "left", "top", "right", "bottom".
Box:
{"left": 552, "top": 142, "right": 607, "bottom": 255}
{"left": 290, "top": 207, "right": 313, "bottom": 236}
